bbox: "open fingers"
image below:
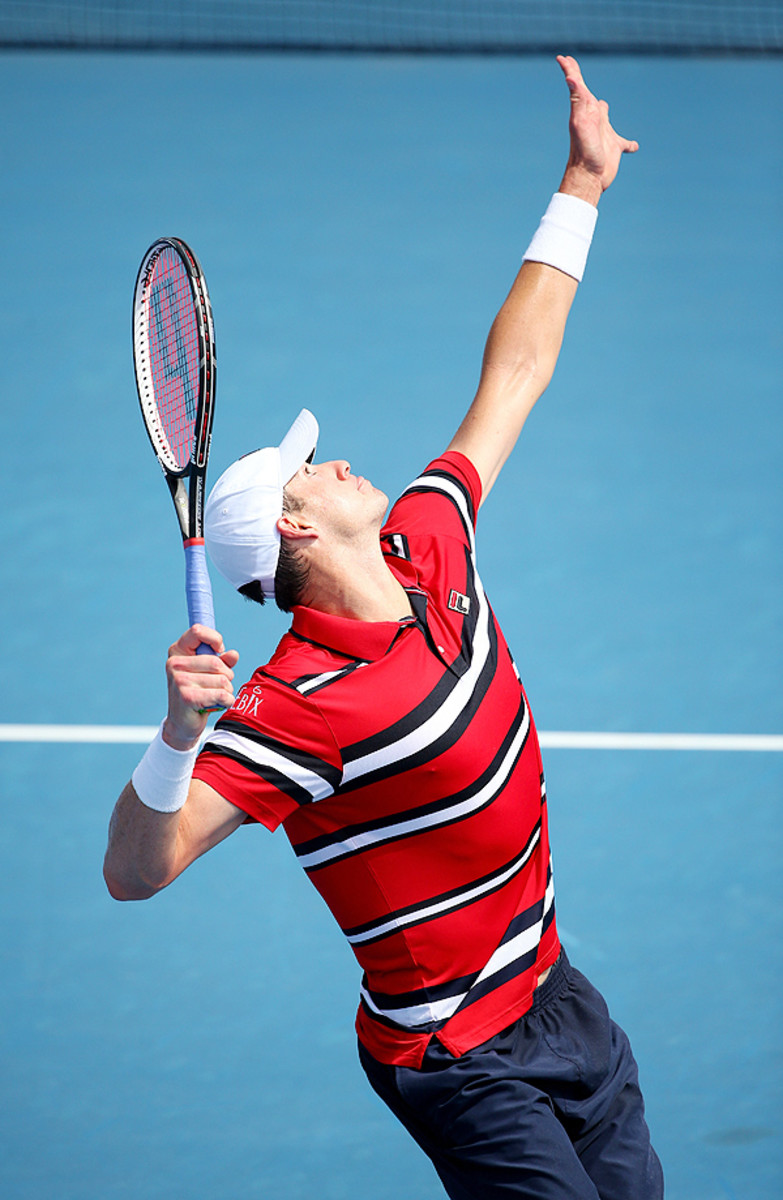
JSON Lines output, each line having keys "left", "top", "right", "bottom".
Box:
{"left": 597, "top": 99, "right": 639, "bottom": 155}
{"left": 557, "top": 54, "right": 591, "bottom": 103}
{"left": 556, "top": 52, "right": 639, "bottom": 193}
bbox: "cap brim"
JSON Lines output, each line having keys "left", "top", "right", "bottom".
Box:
{"left": 279, "top": 408, "right": 319, "bottom": 484}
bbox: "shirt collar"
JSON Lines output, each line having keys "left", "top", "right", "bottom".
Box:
{"left": 291, "top": 603, "right": 415, "bottom": 662}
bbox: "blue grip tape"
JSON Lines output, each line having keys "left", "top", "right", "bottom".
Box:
{"left": 184, "top": 540, "right": 216, "bottom": 657}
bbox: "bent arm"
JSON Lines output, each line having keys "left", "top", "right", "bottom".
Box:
{"left": 103, "top": 624, "right": 244, "bottom": 900}
{"left": 448, "top": 55, "right": 638, "bottom": 505}
{"left": 104, "top": 776, "right": 246, "bottom": 900}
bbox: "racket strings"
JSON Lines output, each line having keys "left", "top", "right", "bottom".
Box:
{"left": 145, "top": 248, "right": 202, "bottom": 470}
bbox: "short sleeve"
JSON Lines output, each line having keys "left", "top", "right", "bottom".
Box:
{"left": 193, "top": 674, "right": 343, "bottom": 832}
{"left": 382, "top": 452, "right": 482, "bottom": 549}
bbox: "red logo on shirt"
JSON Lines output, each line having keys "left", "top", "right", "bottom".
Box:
{"left": 448, "top": 589, "right": 470, "bottom": 615}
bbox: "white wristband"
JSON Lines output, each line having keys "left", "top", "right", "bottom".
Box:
{"left": 523, "top": 192, "right": 598, "bottom": 282}
{"left": 132, "top": 722, "right": 198, "bottom": 813}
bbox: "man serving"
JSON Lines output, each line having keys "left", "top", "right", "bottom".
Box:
{"left": 105, "top": 56, "right": 662, "bottom": 1199}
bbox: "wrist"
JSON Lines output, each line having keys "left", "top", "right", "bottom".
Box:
{"left": 132, "top": 722, "right": 199, "bottom": 813}
{"left": 558, "top": 164, "right": 603, "bottom": 207}
{"left": 161, "top": 717, "right": 202, "bottom": 753}
{"left": 523, "top": 192, "right": 598, "bottom": 283}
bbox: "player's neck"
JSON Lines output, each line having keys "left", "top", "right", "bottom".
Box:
{"left": 304, "top": 542, "right": 413, "bottom": 623}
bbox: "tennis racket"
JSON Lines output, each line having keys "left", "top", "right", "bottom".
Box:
{"left": 132, "top": 237, "right": 217, "bottom": 656}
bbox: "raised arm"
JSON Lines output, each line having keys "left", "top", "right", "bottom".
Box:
{"left": 103, "top": 626, "right": 244, "bottom": 900}
{"left": 447, "top": 56, "right": 638, "bottom": 505}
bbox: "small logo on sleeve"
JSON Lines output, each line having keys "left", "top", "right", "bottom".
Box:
{"left": 234, "top": 684, "right": 264, "bottom": 718}
{"left": 448, "top": 589, "right": 470, "bottom": 615}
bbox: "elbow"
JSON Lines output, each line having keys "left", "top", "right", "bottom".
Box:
{"left": 481, "top": 352, "right": 553, "bottom": 402}
{"left": 103, "top": 858, "right": 162, "bottom": 902}
{"left": 514, "top": 351, "right": 557, "bottom": 397}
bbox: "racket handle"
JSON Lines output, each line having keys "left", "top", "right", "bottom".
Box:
{"left": 184, "top": 538, "right": 216, "bottom": 656}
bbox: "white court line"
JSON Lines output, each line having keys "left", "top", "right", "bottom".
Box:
{"left": 0, "top": 725, "right": 160, "bottom": 744}
{"left": 0, "top": 725, "right": 782, "bottom": 751}
{"left": 539, "top": 731, "right": 783, "bottom": 752}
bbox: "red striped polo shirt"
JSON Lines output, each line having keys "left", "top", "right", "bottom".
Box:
{"left": 193, "top": 451, "right": 560, "bottom": 1068}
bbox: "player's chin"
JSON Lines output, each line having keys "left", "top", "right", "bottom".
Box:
{"left": 371, "top": 487, "right": 390, "bottom": 519}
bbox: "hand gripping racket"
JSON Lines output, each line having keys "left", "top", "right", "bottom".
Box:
{"left": 132, "top": 237, "right": 217, "bottom": 656}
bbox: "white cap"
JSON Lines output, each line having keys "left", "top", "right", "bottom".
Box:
{"left": 204, "top": 408, "right": 319, "bottom": 599}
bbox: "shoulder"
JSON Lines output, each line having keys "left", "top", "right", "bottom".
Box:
{"left": 194, "top": 659, "right": 343, "bottom": 829}
{"left": 204, "top": 625, "right": 344, "bottom": 760}
{"left": 383, "top": 452, "right": 482, "bottom": 546}
{"left": 223, "top": 653, "right": 340, "bottom": 747}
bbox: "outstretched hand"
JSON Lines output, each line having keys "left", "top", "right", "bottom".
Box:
{"left": 163, "top": 625, "right": 239, "bottom": 749}
{"left": 557, "top": 55, "right": 638, "bottom": 203}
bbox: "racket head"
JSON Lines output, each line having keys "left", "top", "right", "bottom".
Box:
{"left": 132, "top": 237, "right": 217, "bottom": 537}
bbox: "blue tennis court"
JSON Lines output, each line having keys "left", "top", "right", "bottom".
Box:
{"left": 1, "top": 43, "right": 781, "bottom": 1200}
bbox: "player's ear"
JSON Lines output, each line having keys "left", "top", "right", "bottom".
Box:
{"left": 277, "top": 511, "right": 318, "bottom": 542}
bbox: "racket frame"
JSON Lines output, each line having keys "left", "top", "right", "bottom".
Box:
{"left": 132, "top": 237, "right": 218, "bottom": 644}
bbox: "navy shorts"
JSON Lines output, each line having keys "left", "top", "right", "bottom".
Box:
{"left": 359, "top": 950, "right": 663, "bottom": 1199}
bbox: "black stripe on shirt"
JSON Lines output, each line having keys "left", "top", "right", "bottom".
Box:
{"left": 290, "top": 659, "right": 369, "bottom": 695}
{"left": 451, "top": 542, "right": 481, "bottom": 673}
{"left": 210, "top": 718, "right": 342, "bottom": 790}
{"left": 451, "top": 895, "right": 556, "bottom": 1020}
{"left": 403, "top": 466, "right": 476, "bottom": 536}
{"left": 362, "top": 968, "right": 476, "bottom": 1018}
{"left": 200, "top": 743, "right": 317, "bottom": 807}
{"left": 293, "top": 690, "right": 529, "bottom": 870}
{"left": 342, "top": 817, "right": 541, "bottom": 945}
{"left": 360, "top": 869, "right": 554, "bottom": 1033}
{"left": 339, "top": 615, "right": 499, "bottom": 792}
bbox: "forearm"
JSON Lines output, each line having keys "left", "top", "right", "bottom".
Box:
{"left": 451, "top": 269, "right": 572, "bottom": 481}
{"left": 103, "top": 716, "right": 201, "bottom": 900}
{"left": 478, "top": 166, "right": 601, "bottom": 398}
{"left": 103, "top": 628, "right": 242, "bottom": 900}
{"left": 467, "top": 179, "right": 594, "bottom": 449}
{"left": 103, "top": 781, "right": 185, "bottom": 900}
{"left": 479, "top": 256, "right": 578, "bottom": 401}
{"left": 448, "top": 229, "right": 582, "bottom": 501}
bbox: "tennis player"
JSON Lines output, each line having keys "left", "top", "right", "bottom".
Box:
{"left": 105, "top": 56, "right": 662, "bottom": 1199}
